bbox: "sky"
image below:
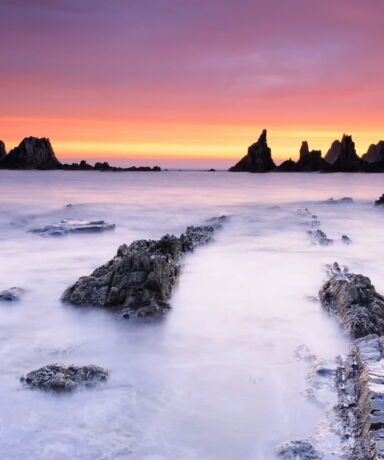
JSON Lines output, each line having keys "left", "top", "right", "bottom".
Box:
{"left": 1, "top": 0, "right": 384, "bottom": 168}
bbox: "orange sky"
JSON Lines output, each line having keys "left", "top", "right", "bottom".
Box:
{"left": 1, "top": 0, "right": 384, "bottom": 167}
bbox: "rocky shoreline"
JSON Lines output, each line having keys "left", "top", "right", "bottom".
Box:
{"left": 319, "top": 263, "right": 384, "bottom": 459}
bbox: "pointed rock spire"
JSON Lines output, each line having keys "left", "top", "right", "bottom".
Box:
{"left": 362, "top": 140, "right": 384, "bottom": 163}
{"left": 229, "top": 129, "right": 275, "bottom": 172}
{"left": 0, "top": 140, "right": 6, "bottom": 160}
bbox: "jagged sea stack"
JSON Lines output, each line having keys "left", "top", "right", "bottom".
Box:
{"left": 296, "top": 141, "right": 327, "bottom": 171}
{"left": 229, "top": 129, "right": 275, "bottom": 172}
{"left": 0, "top": 137, "right": 62, "bottom": 169}
{"left": 0, "top": 140, "right": 6, "bottom": 160}
{"left": 324, "top": 134, "right": 362, "bottom": 172}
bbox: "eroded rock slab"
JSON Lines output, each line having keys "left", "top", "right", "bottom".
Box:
{"left": 276, "top": 439, "right": 321, "bottom": 459}
{"left": 319, "top": 264, "right": 384, "bottom": 339}
{"left": 21, "top": 364, "right": 109, "bottom": 391}
{"left": 62, "top": 216, "right": 227, "bottom": 318}
{"left": 30, "top": 219, "right": 115, "bottom": 236}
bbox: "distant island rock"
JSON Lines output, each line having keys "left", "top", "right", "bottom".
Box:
{"left": 229, "top": 131, "right": 384, "bottom": 173}
{"left": 229, "top": 129, "right": 275, "bottom": 172}
{"left": 0, "top": 137, "right": 61, "bottom": 169}
{"left": 0, "top": 136, "right": 161, "bottom": 171}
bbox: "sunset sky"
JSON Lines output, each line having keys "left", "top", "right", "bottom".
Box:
{"left": 1, "top": 0, "right": 384, "bottom": 168}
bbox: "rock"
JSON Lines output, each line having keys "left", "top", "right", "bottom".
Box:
{"left": 319, "top": 266, "right": 384, "bottom": 338}
{"left": 296, "top": 141, "right": 328, "bottom": 172}
{"left": 324, "top": 134, "right": 363, "bottom": 172}
{"left": 362, "top": 141, "right": 384, "bottom": 163}
{"left": 21, "top": 364, "right": 109, "bottom": 391}
{"left": 341, "top": 235, "right": 352, "bottom": 244}
{"left": 228, "top": 129, "right": 275, "bottom": 173}
{"left": 29, "top": 219, "right": 115, "bottom": 236}
{"left": 308, "top": 229, "right": 333, "bottom": 246}
{"left": 275, "top": 159, "right": 297, "bottom": 172}
{"left": 0, "top": 137, "right": 62, "bottom": 169}
{"left": 336, "top": 335, "right": 384, "bottom": 458}
{"left": 0, "top": 140, "right": 6, "bottom": 160}
{"left": 0, "top": 287, "right": 25, "bottom": 301}
{"left": 62, "top": 161, "right": 162, "bottom": 172}
{"left": 374, "top": 194, "right": 384, "bottom": 206}
{"left": 61, "top": 217, "right": 227, "bottom": 318}
{"left": 323, "top": 197, "right": 354, "bottom": 204}
{"left": 276, "top": 439, "right": 321, "bottom": 459}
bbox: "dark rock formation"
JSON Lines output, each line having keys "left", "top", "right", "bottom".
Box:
{"left": 229, "top": 129, "right": 275, "bottom": 173}
{"left": 276, "top": 439, "right": 321, "bottom": 459}
{"left": 0, "top": 287, "right": 25, "bottom": 301}
{"left": 319, "top": 264, "right": 384, "bottom": 338}
{"left": 374, "top": 194, "right": 384, "bottom": 206}
{"left": 0, "top": 137, "right": 62, "bottom": 170}
{"left": 362, "top": 141, "right": 384, "bottom": 163}
{"left": 62, "top": 161, "right": 161, "bottom": 172}
{"left": 21, "top": 364, "right": 109, "bottom": 391}
{"left": 30, "top": 219, "right": 115, "bottom": 236}
{"left": 324, "top": 135, "right": 363, "bottom": 172}
{"left": 275, "top": 159, "right": 297, "bottom": 172}
{"left": 62, "top": 216, "right": 227, "bottom": 318}
{"left": 0, "top": 140, "right": 6, "bottom": 160}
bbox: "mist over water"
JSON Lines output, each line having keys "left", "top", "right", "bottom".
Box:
{"left": 0, "top": 171, "right": 384, "bottom": 459}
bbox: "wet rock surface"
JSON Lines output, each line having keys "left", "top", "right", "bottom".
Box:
{"left": 319, "top": 263, "right": 384, "bottom": 339}
{"left": 308, "top": 229, "right": 333, "bottom": 246}
{"left": 21, "top": 364, "right": 109, "bottom": 391}
{"left": 297, "top": 208, "right": 334, "bottom": 246}
{"left": 30, "top": 219, "right": 115, "bottom": 236}
{"left": 229, "top": 129, "right": 275, "bottom": 172}
{"left": 276, "top": 439, "right": 321, "bottom": 459}
{"left": 0, "top": 287, "right": 25, "bottom": 301}
{"left": 62, "top": 216, "right": 227, "bottom": 318}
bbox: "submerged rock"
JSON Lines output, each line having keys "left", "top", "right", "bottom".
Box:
{"left": 0, "top": 287, "right": 25, "bottom": 301}
{"left": 21, "top": 364, "right": 109, "bottom": 391}
{"left": 323, "top": 197, "right": 354, "bottom": 204}
{"left": 308, "top": 229, "right": 333, "bottom": 246}
{"left": 319, "top": 266, "right": 384, "bottom": 338}
{"left": 0, "top": 137, "right": 62, "bottom": 170}
{"left": 276, "top": 439, "right": 321, "bottom": 459}
{"left": 30, "top": 219, "right": 115, "bottom": 236}
{"left": 341, "top": 235, "right": 352, "bottom": 245}
{"left": 228, "top": 129, "right": 275, "bottom": 173}
{"left": 62, "top": 217, "right": 227, "bottom": 318}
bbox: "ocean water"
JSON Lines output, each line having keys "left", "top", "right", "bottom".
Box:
{"left": 0, "top": 170, "right": 383, "bottom": 460}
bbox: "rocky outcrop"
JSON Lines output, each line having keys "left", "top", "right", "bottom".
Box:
{"left": 229, "top": 129, "right": 275, "bottom": 173}
{"left": 21, "top": 364, "right": 109, "bottom": 391}
{"left": 0, "top": 137, "right": 62, "bottom": 169}
{"left": 62, "top": 161, "right": 161, "bottom": 172}
{"left": 0, "top": 140, "right": 6, "bottom": 160}
{"left": 319, "top": 263, "right": 384, "bottom": 339}
{"left": 30, "top": 219, "right": 115, "bottom": 236}
{"left": 375, "top": 194, "right": 384, "bottom": 206}
{"left": 62, "top": 216, "right": 227, "bottom": 318}
{"left": 308, "top": 229, "right": 333, "bottom": 245}
{"left": 324, "top": 135, "right": 363, "bottom": 172}
{"left": 0, "top": 287, "right": 25, "bottom": 301}
{"left": 323, "top": 197, "right": 354, "bottom": 204}
{"left": 362, "top": 141, "right": 384, "bottom": 164}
